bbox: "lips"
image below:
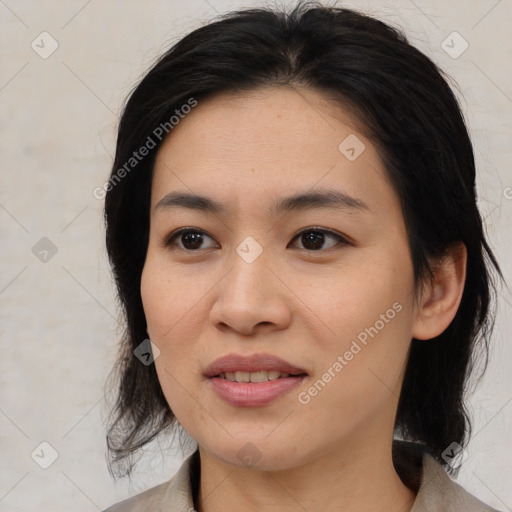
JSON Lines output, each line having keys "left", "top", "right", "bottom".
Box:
{"left": 204, "top": 353, "right": 308, "bottom": 407}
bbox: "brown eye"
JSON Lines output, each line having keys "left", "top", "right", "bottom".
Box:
{"left": 290, "top": 228, "right": 348, "bottom": 251}
{"left": 165, "top": 229, "right": 218, "bottom": 251}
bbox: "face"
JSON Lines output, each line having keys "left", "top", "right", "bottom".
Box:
{"left": 141, "top": 86, "right": 420, "bottom": 471}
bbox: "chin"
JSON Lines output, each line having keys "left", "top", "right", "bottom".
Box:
{"left": 198, "top": 435, "right": 305, "bottom": 472}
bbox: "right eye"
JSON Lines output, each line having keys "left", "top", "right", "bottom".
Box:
{"left": 164, "top": 228, "right": 219, "bottom": 251}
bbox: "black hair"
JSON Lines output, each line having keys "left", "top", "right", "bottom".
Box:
{"left": 104, "top": 1, "right": 501, "bottom": 478}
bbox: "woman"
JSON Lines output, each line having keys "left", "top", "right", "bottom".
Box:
{"left": 102, "top": 2, "right": 504, "bottom": 511}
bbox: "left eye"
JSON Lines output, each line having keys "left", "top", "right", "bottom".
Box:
{"left": 289, "top": 228, "right": 348, "bottom": 251}
{"left": 164, "top": 227, "right": 348, "bottom": 252}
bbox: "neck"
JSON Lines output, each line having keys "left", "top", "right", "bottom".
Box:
{"left": 195, "top": 438, "right": 416, "bottom": 512}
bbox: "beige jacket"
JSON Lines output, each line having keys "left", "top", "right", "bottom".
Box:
{"left": 103, "top": 441, "right": 502, "bottom": 511}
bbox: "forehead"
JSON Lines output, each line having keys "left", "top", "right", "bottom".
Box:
{"left": 150, "top": 86, "right": 396, "bottom": 216}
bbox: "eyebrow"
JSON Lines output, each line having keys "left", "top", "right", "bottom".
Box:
{"left": 154, "top": 189, "right": 370, "bottom": 216}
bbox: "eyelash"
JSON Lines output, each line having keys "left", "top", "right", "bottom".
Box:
{"left": 163, "top": 226, "right": 350, "bottom": 252}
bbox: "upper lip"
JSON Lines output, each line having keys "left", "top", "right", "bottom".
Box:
{"left": 204, "top": 353, "right": 308, "bottom": 377}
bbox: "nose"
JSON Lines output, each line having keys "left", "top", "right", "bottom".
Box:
{"left": 209, "top": 248, "right": 292, "bottom": 336}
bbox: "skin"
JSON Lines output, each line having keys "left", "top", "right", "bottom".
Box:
{"left": 141, "top": 86, "right": 466, "bottom": 512}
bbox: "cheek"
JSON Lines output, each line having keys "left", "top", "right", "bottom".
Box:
{"left": 304, "top": 254, "right": 413, "bottom": 339}
{"left": 140, "top": 271, "right": 188, "bottom": 360}
{"left": 140, "top": 256, "right": 209, "bottom": 367}
{"left": 140, "top": 255, "right": 194, "bottom": 338}
{"left": 140, "top": 262, "right": 167, "bottom": 337}
{"left": 301, "top": 252, "right": 416, "bottom": 403}
{"left": 141, "top": 260, "right": 205, "bottom": 419}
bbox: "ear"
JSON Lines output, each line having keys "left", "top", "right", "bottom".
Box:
{"left": 412, "top": 242, "right": 467, "bottom": 340}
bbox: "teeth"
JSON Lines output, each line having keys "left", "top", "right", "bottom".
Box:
{"left": 219, "top": 370, "right": 292, "bottom": 382}
{"left": 249, "top": 371, "right": 267, "bottom": 383}
{"left": 235, "top": 371, "right": 250, "bottom": 382}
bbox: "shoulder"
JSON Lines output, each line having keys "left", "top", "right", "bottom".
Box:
{"left": 412, "top": 451, "right": 503, "bottom": 512}
{"left": 102, "top": 480, "right": 171, "bottom": 512}
{"left": 102, "top": 451, "right": 198, "bottom": 512}
{"left": 393, "top": 440, "right": 503, "bottom": 512}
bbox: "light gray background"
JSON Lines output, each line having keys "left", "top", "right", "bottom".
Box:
{"left": 1, "top": 1, "right": 511, "bottom": 511}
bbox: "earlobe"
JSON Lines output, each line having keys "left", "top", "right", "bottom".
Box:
{"left": 412, "top": 243, "right": 467, "bottom": 341}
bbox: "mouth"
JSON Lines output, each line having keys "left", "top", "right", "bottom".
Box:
{"left": 215, "top": 370, "right": 307, "bottom": 383}
{"left": 204, "top": 352, "right": 308, "bottom": 379}
{"left": 204, "top": 353, "right": 308, "bottom": 407}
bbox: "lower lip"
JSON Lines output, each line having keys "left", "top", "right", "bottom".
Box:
{"left": 208, "top": 376, "right": 306, "bottom": 407}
